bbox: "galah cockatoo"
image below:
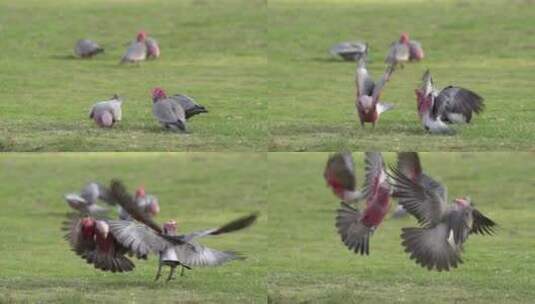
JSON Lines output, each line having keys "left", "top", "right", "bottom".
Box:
{"left": 118, "top": 186, "right": 160, "bottom": 221}
{"left": 388, "top": 152, "right": 497, "bottom": 271}
{"left": 151, "top": 87, "right": 187, "bottom": 132}
{"left": 63, "top": 215, "right": 135, "bottom": 272}
{"left": 145, "top": 37, "right": 160, "bottom": 59}
{"left": 121, "top": 31, "right": 147, "bottom": 63}
{"left": 329, "top": 41, "right": 368, "bottom": 61}
{"left": 107, "top": 179, "right": 258, "bottom": 281}
{"left": 169, "top": 94, "right": 208, "bottom": 119}
{"left": 415, "top": 70, "right": 484, "bottom": 134}
{"left": 89, "top": 94, "right": 123, "bottom": 128}
{"left": 64, "top": 182, "right": 113, "bottom": 216}
{"left": 355, "top": 54, "right": 395, "bottom": 127}
{"left": 332, "top": 152, "right": 392, "bottom": 255}
{"left": 385, "top": 33, "right": 424, "bottom": 68}
{"left": 74, "top": 39, "right": 104, "bottom": 58}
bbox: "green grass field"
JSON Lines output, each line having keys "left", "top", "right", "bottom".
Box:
{"left": 267, "top": 153, "right": 535, "bottom": 303}
{"left": 0, "top": 153, "right": 267, "bottom": 303}
{"left": 0, "top": 0, "right": 267, "bottom": 152}
{"left": 268, "top": 0, "right": 535, "bottom": 151}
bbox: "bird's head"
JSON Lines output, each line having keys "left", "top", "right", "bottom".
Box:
{"left": 151, "top": 87, "right": 167, "bottom": 102}
{"left": 95, "top": 220, "right": 109, "bottom": 239}
{"left": 454, "top": 197, "right": 471, "bottom": 207}
{"left": 415, "top": 89, "right": 432, "bottom": 115}
{"left": 148, "top": 198, "right": 160, "bottom": 216}
{"left": 137, "top": 31, "right": 147, "bottom": 42}
{"left": 400, "top": 32, "right": 410, "bottom": 44}
{"left": 163, "top": 220, "right": 177, "bottom": 235}
{"left": 135, "top": 186, "right": 146, "bottom": 198}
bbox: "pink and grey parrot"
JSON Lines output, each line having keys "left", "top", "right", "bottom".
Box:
{"left": 415, "top": 70, "right": 484, "bottom": 134}
{"left": 89, "top": 94, "right": 123, "bottom": 128}
{"left": 118, "top": 186, "right": 160, "bottom": 221}
{"left": 74, "top": 39, "right": 104, "bottom": 58}
{"left": 324, "top": 152, "right": 362, "bottom": 203}
{"left": 169, "top": 94, "right": 208, "bottom": 119}
{"left": 121, "top": 31, "right": 148, "bottom": 63}
{"left": 64, "top": 182, "right": 114, "bottom": 216}
{"left": 107, "top": 179, "right": 257, "bottom": 281}
{"left": 388, "top": 152, "right": 497, "bottom": 271}
{"left": 329, "top": 41, "right": 368, "bottom": 61}
{"left": 145, "top": 37, "right": 160, "bottom": 59}
{"left": 151, "top": 87, "right": 187, "bottom": 132}
{"left": 385, "top": 33, "right": 424, "bottom": 68}
{"left": 355, "top": 54, "right": 395, "bottom": 127}
{"left": 333, "top": 152, "right": 392, "bottom": 255}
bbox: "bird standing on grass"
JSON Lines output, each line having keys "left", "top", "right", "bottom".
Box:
{"left": 74, "top": 39, "right": 104, "bottom": 58}
{"left": 121, "top": 31, "right": 148, "bottom": 64}
{"left": 89, "top": 94, "right": 123, "bottom": 128}
{"left": 415, "top": 70, "right": 484, "bottom": 134}
{"left": 385, "top": 33, "right": 424, "bottom": 68}
{"left": 355, "top": 54, "right": 395, "bottom": 128}
{"left": 388, "top": 152, "right": 497, "bottom": 271}
{"left": 329, "top": 41, "right": 368, "bottom": 61}
{"left": 151, "top": 87, "right": 188, "bottom": 132}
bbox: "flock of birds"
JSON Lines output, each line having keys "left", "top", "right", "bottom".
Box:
{"left": 62, "top": 179, "right": 258, "bottom": 281}
{"left": 323, "top": 152, "right": 497, "bottom": 271}
{"left": 330, "top": 33, "right": 485, "bottom": 134}
{"left": 76, "top": 31, "right": 208, "bottom": 132}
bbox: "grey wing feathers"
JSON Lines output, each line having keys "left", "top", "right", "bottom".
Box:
{"left": 470, "top": 209, "right": 496, "bottom": 235}
{"left": 335, "top": 202, "right": 371, "bottom": 255}
{"left": 433, "top": 86, "right": 484, "bottom": 122}
{"left": 170, "top": 94, "right": 208, "bottom": 119}
{"left": 108, "top": 220, "right": 171, "bottom": 257}
{"left": 361, "top": 152, "right": 385, "bottom": 199}
{"left": 174, "top": 241, "right": 244, "bottom": 267}
{"left": 371, "top": 66, "right": 394, "bottom": 102}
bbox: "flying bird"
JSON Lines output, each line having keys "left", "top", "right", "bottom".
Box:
{"left": 107, "top": 179, "right": 258, "bottom": 281}
{"left": 415, "top": 70, "right": 484, "bottom": 134}
{"left": 334, "top": 152, "right": 392, "bottom": 255}
{"left": 355, "top": 54, "right": 395, "bottom": 127}
{"left": 74, "top": 39, "right": 104, "bottom": 58}
{"left": 121, "top": 31, "right": 148, "bottom": 64}
{"left": 323, "top": 152, "right": 362, "bottom": 203}
{"left": 329, "top": 41, "right": 368, "bottom": 61}
{"left": 388, "top": 152, "right": 497, "bottom": 271}
{"left": 151, "top": 87, "right": 187, "bottom": 132}
{"left": 385, "top": 33, "right": 424, "bottom": 68}
{"left": 89, "top": 94, "right": 123, "bottom": 128}
{"left": 64, "top": 182, "right": 114, "bottom": 216}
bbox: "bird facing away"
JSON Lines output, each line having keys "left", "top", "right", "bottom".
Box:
{"left": 89, "top": 94, "right": 123, "bottom": 128}
{"left": 324, "top": 152, "right": 362, "bottom": 203}
{"left": 415, "top": 69, "right": 485, "bottom": 134}
{"left": 64, "top": 182, "right": 114, "bottom": 216}
{"left": 355, "top": 54, "right": 395, "bottom": 127}
{"left": 388, "top": 152, "right": 497, "bottom": 271}
{"left": 107, "top": 179, "right": 258, "bottom": 281}
{"left": 334, "top": 152, "right": 392, "bottom": 255}
{"left": 169, "top": 94, "right": 208, "bottom": 120}
{"left": 329, "top": 41, "right": 368, "bottom": 61}
{"left": 385, "top": 33, "right": 424, "bottom": 68}
{"left": 151, "top": 87, "right": 187, "bottom": 132}
{"left": 74, "top": 39, "right": 104, "bottom": 58}
{"left": 121, "top": 31, "right": 148, "bottom": 63}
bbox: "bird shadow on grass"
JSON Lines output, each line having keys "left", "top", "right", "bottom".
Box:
{"left": 49, "top": 55, "right": 78, "bottom": 60}
{"left": 309, "top": 57, "right": 351, "bottom": 64}
{"left": 0, "top": 278, "right": 172, "bottom": 291}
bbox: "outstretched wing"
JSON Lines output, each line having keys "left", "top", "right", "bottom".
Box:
{"left": 174, "top": 241, "right": 244, "bottom": 267}
{"left": 371, "top": 65, "right": 394, "bottom": 105}
{"left": 109, "top": 179, "right": 163, "bottom": 233}
{"left": 361, "top": 152, "right": 388, "bottom": 201}
{"left": 335, "top": 202, "right": 371, "bottom": 255}
{"left": 388, "top": 153, "right": 447, "bottom": 227}
{"left": 433, "top": 86, "right": 484, "bottom": 122}
{"left": 108, "top": 220, "right": 173, "bottom": 257}
{"left": 62, "top": 213, "right": 96, "bottom": 257}
{"left": 162, "top": 213, "right": 259, "bottom": 244}
{"left": 470, "top": 208, "right": 497, "bottom": 235}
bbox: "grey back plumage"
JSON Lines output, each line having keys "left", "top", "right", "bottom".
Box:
{"left": 121, "top": 41, "right": 147, "bottom": 63}
{"left": 170, "top": 94, "right": 208, "bottom": 119}
{"left": 153, "top": 98, "right": 186, "bottom": 131}
{"left": 330, "top": 41, "right": 367, "bottom": 61}
{"left": 75, "top": 39, "right": 104, "bottom": 58}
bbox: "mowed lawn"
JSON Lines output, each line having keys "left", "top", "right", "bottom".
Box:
{"left": 268, "top": 0, "right": 535, "bottom": 151}
{"left": 0, "top": 153, "right": 267, "bottom": 303}
{"left": 0, "top": 0, "right": 267, "bottom": 152}
{"left": 267, "top": 153, "right": 535, "bottom": 303}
